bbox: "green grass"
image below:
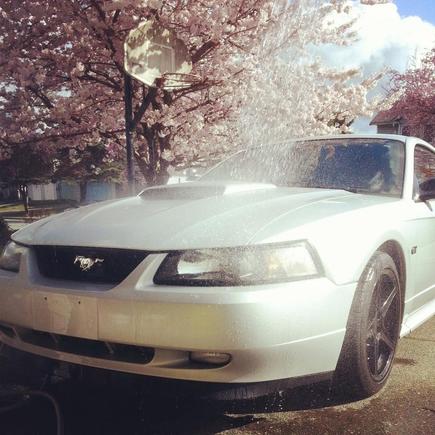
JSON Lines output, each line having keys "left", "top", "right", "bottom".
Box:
{"left": 0, "top": 200, "right": 77, "bottom": 217}
{"left": 0, "top": 203, "right": 24, "bottom": 214}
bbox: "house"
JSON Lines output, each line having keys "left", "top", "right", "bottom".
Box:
{"left": 56, "top": 181, "right": 118, "bottom": 203}
{"left": 0, "top": 183, "right": 18, "bottom": 201}
{"left": 9, "top": 181, "right": 120, "bottom": 204}
{"left": 371, "top": 103, "right": 434, "bottom": 145}
{"left": 370, "top": 106, "right": 408, "bottom": 135}
{"left": 28, "top": 183, "right": 57, "bottom": 201}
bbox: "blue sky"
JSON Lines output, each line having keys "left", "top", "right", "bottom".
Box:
{"left": 394, "top": 0, "right": 435, "bottom": 25}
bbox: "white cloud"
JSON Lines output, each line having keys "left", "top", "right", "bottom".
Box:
{"left": 325, "top": 2, "right": 435, "bottom": 74}
{"left": 319, "top": 2, "right": 435, "bottom": 133}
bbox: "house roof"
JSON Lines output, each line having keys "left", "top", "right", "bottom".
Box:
{"left": 370, "top": 104, "right": 404, "bottom": 126}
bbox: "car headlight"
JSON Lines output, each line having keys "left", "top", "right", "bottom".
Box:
{"left": 154, "top": 241, "right": 322, "bottom": 286}
{"left": 0, "top": 241, "right": 27, "bottom": 272}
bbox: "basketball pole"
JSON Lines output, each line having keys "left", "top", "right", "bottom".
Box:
{"left": 123, "top": 20, "right": 193, "bottom": 194}
{"left": 124, "top": 72, "right": 135, "bottom": 194}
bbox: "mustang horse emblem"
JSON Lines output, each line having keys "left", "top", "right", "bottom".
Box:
{"left": 74, "top": 255, "right": 104, "bottom": 272}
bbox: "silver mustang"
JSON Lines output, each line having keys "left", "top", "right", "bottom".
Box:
{"left": 1, "top": 135, "right": 434, "bottom": 400}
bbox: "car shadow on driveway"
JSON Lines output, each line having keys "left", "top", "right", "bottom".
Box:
{"left": 0, "top": 351, "right": 361, "bottom": 435}
{"left": 3, "top": 342, "right": 432, "bottom": 435}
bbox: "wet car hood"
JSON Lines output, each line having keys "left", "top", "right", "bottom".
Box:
{"left": 12, "top": 182, "right": 397, "bottom": 250}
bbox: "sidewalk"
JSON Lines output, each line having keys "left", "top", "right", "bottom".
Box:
{"left": 3, "top": 217, "right": 29, "bottom": 232}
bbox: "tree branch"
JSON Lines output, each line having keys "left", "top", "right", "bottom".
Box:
{"left": 26, "top": 85, "right": 54, "bottom": 109}
{"left": 191, "top": 40, "right": 219, "bottom": 63}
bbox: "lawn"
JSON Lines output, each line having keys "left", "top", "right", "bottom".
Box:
{"left": 0, "top": 200, "right": 77, "bottom": 217}
{"left": 0, "top": 202, "right": 25, "bottom": 214}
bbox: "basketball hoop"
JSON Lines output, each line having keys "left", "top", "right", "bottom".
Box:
{"left": 124, "top": 20, "right": 194, "bottom": 90}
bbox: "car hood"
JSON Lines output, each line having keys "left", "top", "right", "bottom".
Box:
{"left": 13, "top": 182, "right": 397, "bottom": 250}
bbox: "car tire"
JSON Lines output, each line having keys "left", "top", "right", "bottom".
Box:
{"left": 334, "top": 251, "right": 402, "bottom": 399}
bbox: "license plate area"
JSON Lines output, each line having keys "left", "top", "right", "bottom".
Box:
{"left": 32, "top": 292, "right": 98, "bottom": 339}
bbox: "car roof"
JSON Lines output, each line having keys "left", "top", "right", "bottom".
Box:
{"left": 256, "top": 134, "right": 434, "bottom": 151}
{"left": 268, "top": 133, "right": 408, "bottom": 143}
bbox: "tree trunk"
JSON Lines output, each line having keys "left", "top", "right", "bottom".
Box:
{"left": 18, "top": 184, "right": 29, "bottom": 215}
{"left": 79, "top": 181, "right": 87, "bottom": 203}
{"left": 134, "top": 125, "right": 172, "bottom": 186}
{"left": 156, "top": 156, "right": 170, "bottom": 185}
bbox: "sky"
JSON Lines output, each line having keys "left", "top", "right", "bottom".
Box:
{"left": 327, "top": 1, "right": 435, "bottom": 75}
{"left": 394, "top": 0, "right": 435, "bottom": 25}
{"left": 323, "top": 1, "right": 435, "bottom": 133}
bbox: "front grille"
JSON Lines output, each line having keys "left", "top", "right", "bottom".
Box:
{"left": 34, "top": 246, "right": 148, "bottom": 285}
{"left": 17, "top": 327, "right": 154, "bottom": 364}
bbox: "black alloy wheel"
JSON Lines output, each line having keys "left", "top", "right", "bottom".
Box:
{"left": 334, "top": 251, "right": 403, "bottom": 399}
{"left": 366, "top": 269, "right": 401, "bottom": 382}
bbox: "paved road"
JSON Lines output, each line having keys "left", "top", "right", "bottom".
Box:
{"left": 0, "top": 317, "right": 434, "bottom": 434}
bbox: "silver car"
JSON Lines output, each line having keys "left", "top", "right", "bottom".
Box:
{"left": 1, "top": 135, "right": 434, "bottom": 400}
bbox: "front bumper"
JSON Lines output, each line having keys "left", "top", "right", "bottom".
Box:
{"left": 0, "top": 250, "right": 358, "bottom": 384}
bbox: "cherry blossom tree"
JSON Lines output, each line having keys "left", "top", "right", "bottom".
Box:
{"left": 388, "top": 48, "right": 435, "bottom": 144}
{"left": 0, "top": 0, "right": 388, "bottom": 187}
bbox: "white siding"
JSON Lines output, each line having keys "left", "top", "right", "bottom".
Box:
{"left": 28, "top": 183, "right": 57, "bottom": 201}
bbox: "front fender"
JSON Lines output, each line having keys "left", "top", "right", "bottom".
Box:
{"left": 256, "top": 200, "right": 415, "bottom": 287}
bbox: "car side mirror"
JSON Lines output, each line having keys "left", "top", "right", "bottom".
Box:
{"left": 419, "top": 190, "right": 435, "bottom": 202}
{"left": 418, "top": 178, "right": 435, "bottom": 202}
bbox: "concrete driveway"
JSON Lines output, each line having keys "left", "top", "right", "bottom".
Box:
{"left": 0, "top": 317, "right": 434, "bottom": 434}
{"left": 224, "top": 316, "right": 435, "bottom": 435}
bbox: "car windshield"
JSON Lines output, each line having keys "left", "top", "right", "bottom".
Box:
{"left": 202, "top": 138, "right": 406, "bottom": 197}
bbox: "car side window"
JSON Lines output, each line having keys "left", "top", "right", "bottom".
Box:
{"left": 414, "top": 145, "right": 435, "bottom": 199}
